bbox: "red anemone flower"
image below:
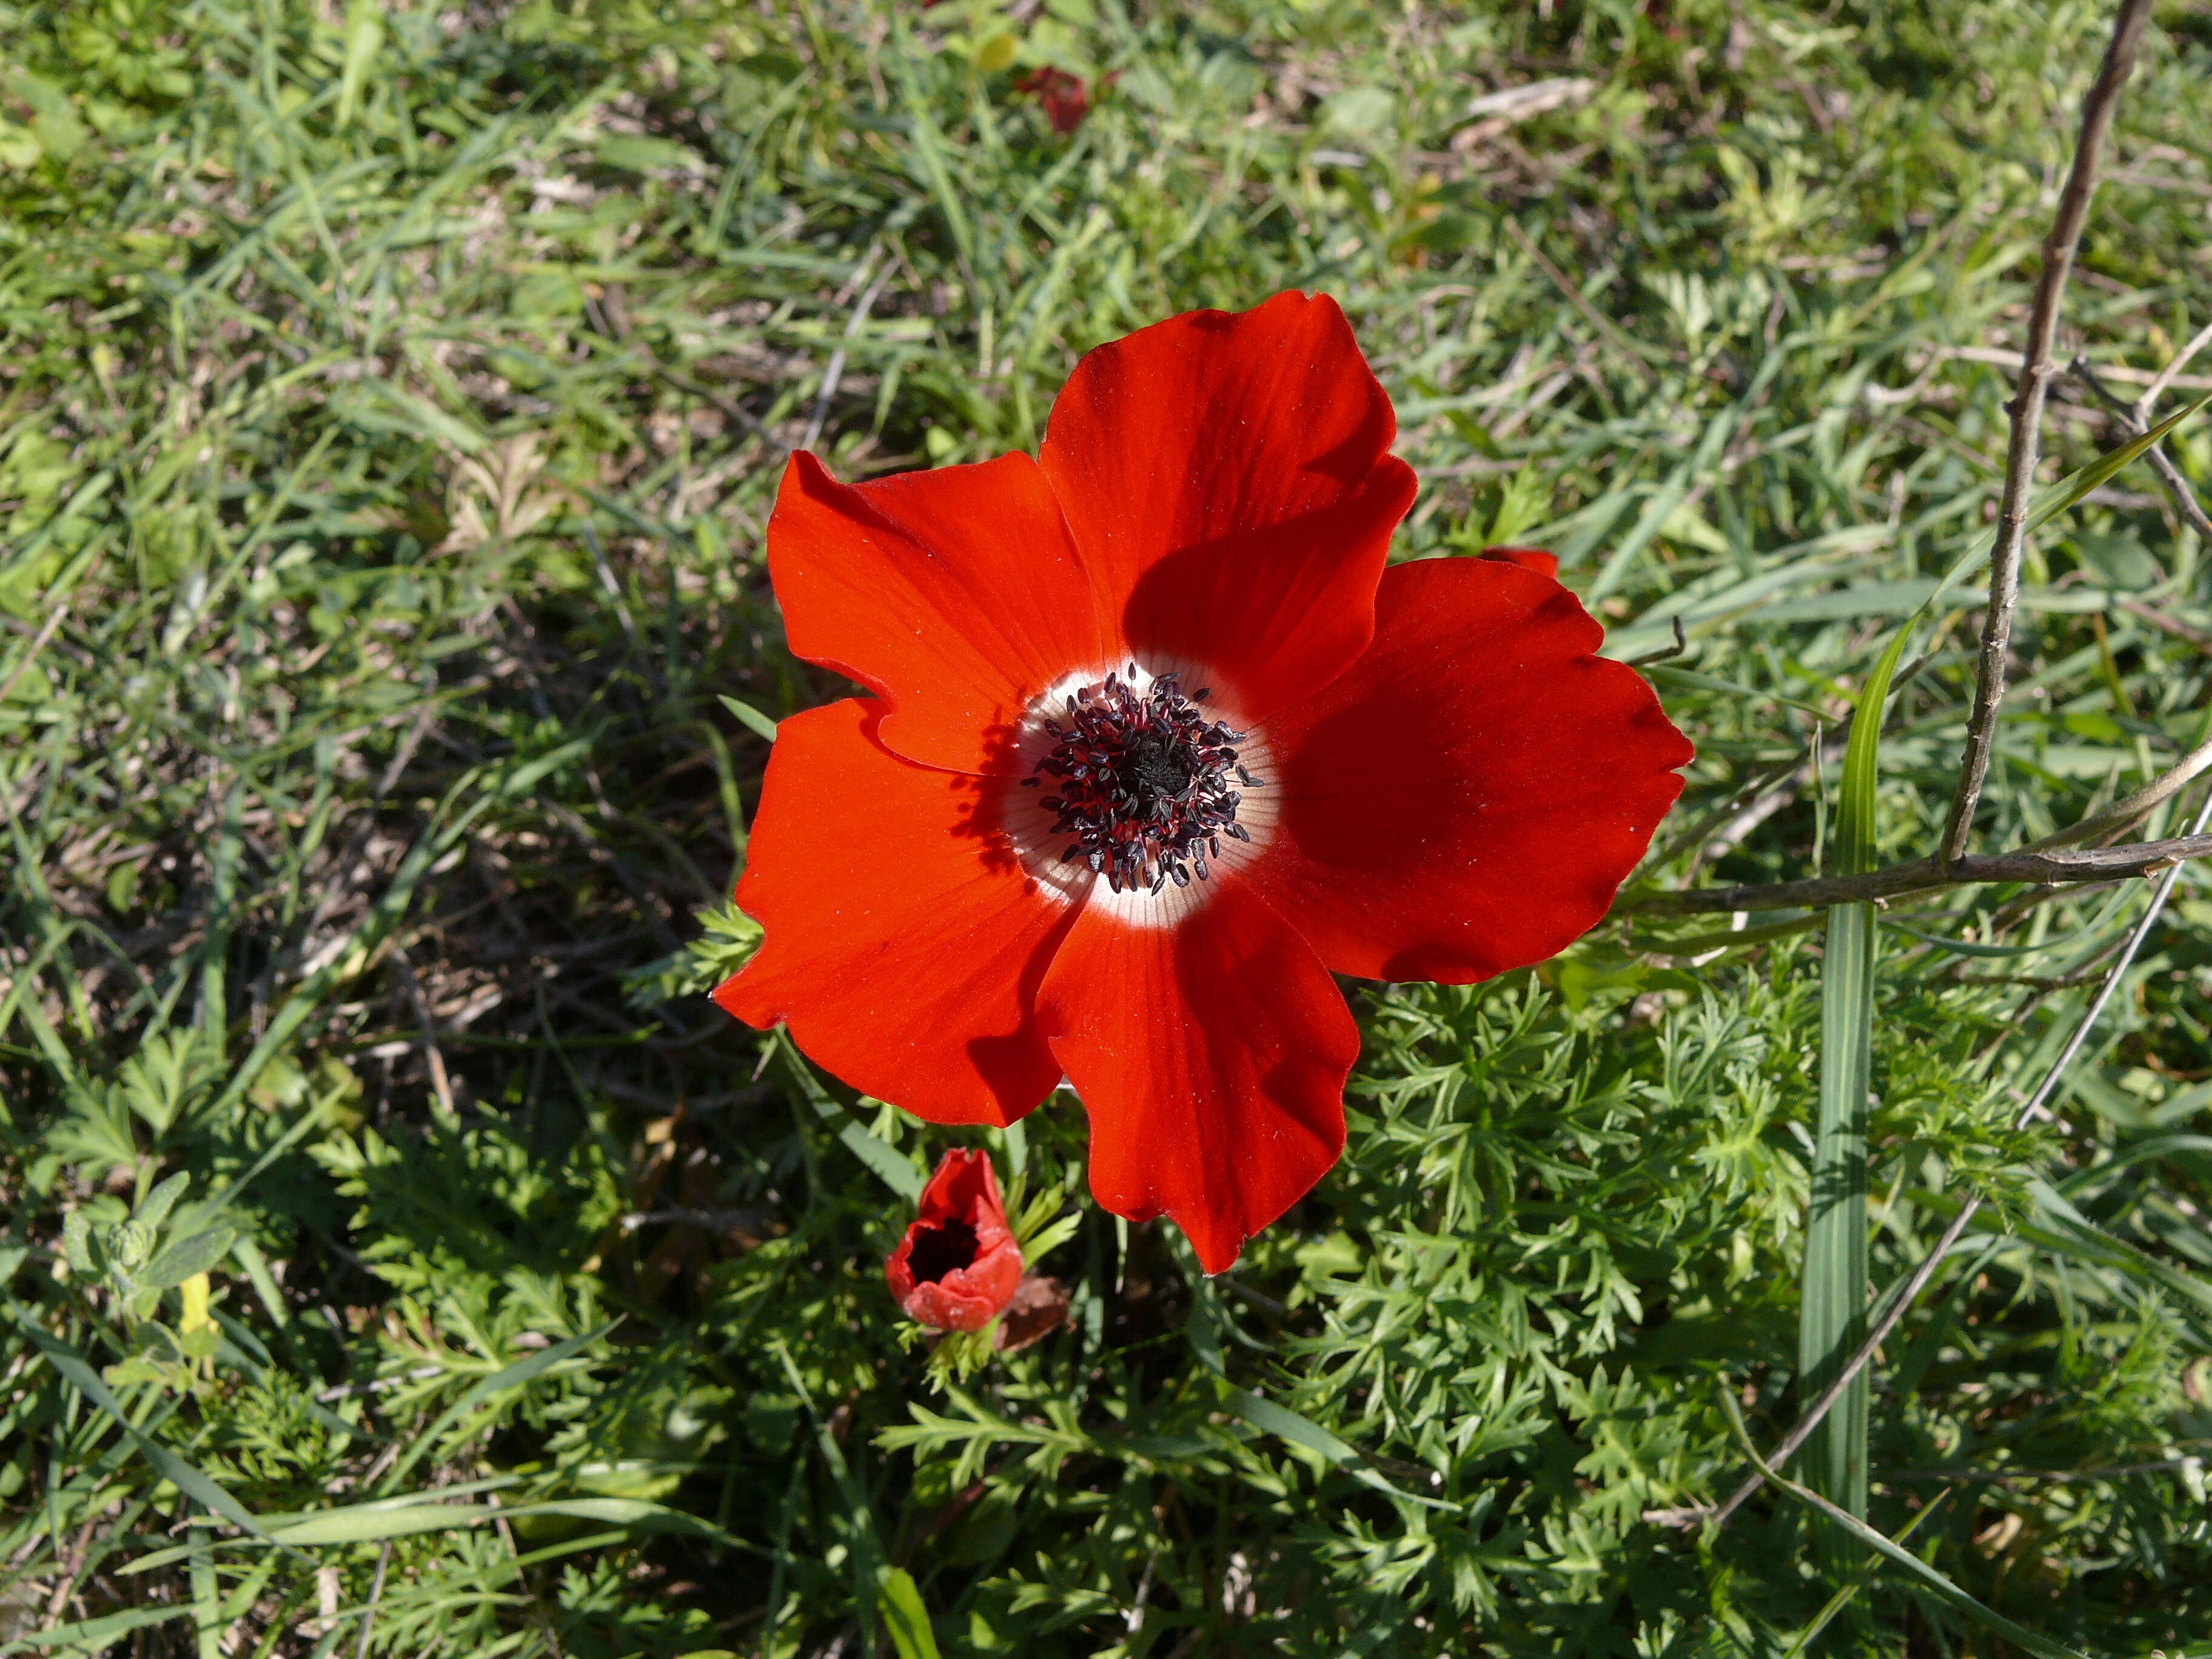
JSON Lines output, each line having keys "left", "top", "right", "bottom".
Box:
{"left": 717, "top": 291, "right": 1692, "bottom": 1273}
{"left": 885, "top": 1148, "right": 1024, "bottom": 1331}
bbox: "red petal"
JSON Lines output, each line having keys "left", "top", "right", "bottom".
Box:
{"left": 1247, "top": 557, "right": 1692, "bottom": 982}
{"left": 1036, "top": 880, "right": 1357, "bottom": 1275}
{"left": 1478, "top": 545, "right": 1560, "bottom": 578}
{"left": 765, "top": 452, "right": 1111, "bottom": 775}
{"left": 914, "top": 1147, "right": 1014, "bottom": 1232}
{"left": 716, "top": 700, "right": 1074, "bottom": 1125}
{"left": 895, "top": 1245, "right": 1024, "bottom": 1331}
{"left": 1039, "top": 292, "right": 1416, "bottom": 721}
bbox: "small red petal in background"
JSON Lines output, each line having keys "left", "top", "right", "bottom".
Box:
{"left": 885, "top": 1149, "right": 1025, "bottom": 1332}
{"left": 1017, "top": 67, "right": 1091, "bottom": 135}
{"left": 1477, "top": 545, "right": 1561, "bottom": 579}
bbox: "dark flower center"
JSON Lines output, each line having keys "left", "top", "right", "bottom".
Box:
{"left": 907, "top": 1218, "right": 980, "bottom": 1284}
{"left": 1021, "top": 666, "right": 1258, "bottom": 894}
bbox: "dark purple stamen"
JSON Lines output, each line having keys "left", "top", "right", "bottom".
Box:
{"left": 1025, "top": 665, "right": 1248, "bottom": 895}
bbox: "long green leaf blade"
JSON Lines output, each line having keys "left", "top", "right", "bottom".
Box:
{"left": 1801, "top": 622, "right": 1914, "bottom": 1565}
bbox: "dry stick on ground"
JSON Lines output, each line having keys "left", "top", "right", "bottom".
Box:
{"left": 2123, "top": 598, "right": 2212, "bottom": 651}
{"left": 1626, "top": 725, "right": 2212, "bottom": 917}
{"left": 2069, "top": 352, "right": 2212, "bottom": 541}
{"left": 2139, "top": 319, "right": 2212, "bottom": 414}
{"left": 354, "top": 1540, "right": 393, "bottom": 1659}
{"left": 1940, "top": 0, "right": 2156, "bottom": 866}
{"left": 1625, "top": 831, "right": 2212, "bottom": 916}
{"left": 393, "top": 950, "right": 456, "bottom": 1116}
{"left": 1498, "top": 216, "right": 1663, "bottom": 391}
{"left": 800, "top": 252, "right": 893, "bottom": 452}
{"left": 0, "top": 600, "right": 72, "bottom": 710}
{"left": 1644, "top": 786, "right": 2212, "bottom": 1532}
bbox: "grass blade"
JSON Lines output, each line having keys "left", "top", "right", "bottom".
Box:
{"left": 1219, "top": 1384, "right": 1458, "bottom": 1512}
{"left": 777, "top": 1031, "right": 925, "bottom": 1201}
{"left": 1721, "top": 1387, "right": 2090, "bottom": 1659}
{"left": 877, "top": 1567, "right": 943, "bottom": 1659}
{"left": 2, "top": 1301, "right": 268, "bottom": 1540}
{"left": 1801, "top": 623, "right": 1914, "bottom": 1558}
{"left": 1779, "top": 1491, "right": 1952, "bottom": 1659}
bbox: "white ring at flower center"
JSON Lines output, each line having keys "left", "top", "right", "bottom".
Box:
{"left": 997, "top": 659, "right": 1278, "bottom": 930}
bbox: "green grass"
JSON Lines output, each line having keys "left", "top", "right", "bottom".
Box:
{"left": 5, "top": 0, "right": 2212, "bottom": 1653}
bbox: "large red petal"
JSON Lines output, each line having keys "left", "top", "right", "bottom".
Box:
{"left": 1036, "top": 880, "right": 1358, "bottom": 1275}
{"left": 1039, "top": 292, "right": 1416, "bottom": 720}
{"left": 1246, "top": 557, "right": 1692, "bottom": 982}
{"left": 765, "top": 452, "right": 1111, "bottom": 774}
{"left": 715, "top": 699, "right": 1074, "bottom": 1125}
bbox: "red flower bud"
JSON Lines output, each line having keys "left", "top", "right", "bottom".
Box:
{"left": 885, "top": 1149, "right": 1024, "bottom": 1332}
{"left": 1477, "top": 546, "right": 1561, "bottom": 580}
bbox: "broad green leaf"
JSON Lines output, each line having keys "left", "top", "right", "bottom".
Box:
{"left": 878, "top": 1567, "right": 943, "bottom": 1659}
{"left": 138, "top": 1226, "right": 236, "bottom": 1292}
{"left": 135, "top": 1171, "right": 190, "bottom": 1233}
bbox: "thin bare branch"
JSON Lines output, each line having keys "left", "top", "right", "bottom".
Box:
{"left": 2121, "top": 598, "right": 2212, "bottom": 652}
{"left": 1623, "top": 832, "right": 2212, "bottom": 917}
{"left": 1940, "top": 0, "right": 2156, "bottom": 868}
{"left": 355, "top": 1540, "right": 393, "bottom": 1659}
{"left": 1498, "top": 216, "right": 1663, "bottom": 390}
{"left": 2136, "top": 319, "right": 2212, "bottom": 415}
{"left": 801, "top": 250, "right": 892, "bottom": 452}
{"left": 2021, "top": 729, "right": 2212, "bottom": 851}
{"left": 0, "top": 600, "right": 72, "bottom": 711}
{"left": 1883, "top": 1456, "right": 2208, "bottom": 1485}
{"left": 2069, "top": 355, "right": 2212, "bottom": 541}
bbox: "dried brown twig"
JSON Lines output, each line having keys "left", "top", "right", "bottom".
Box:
{"left": 2069, "top": 346, "right": 2212, "bottom": 542}
{"left": 1498, "top": 217, "right": 1663, "bottom": 391}
{"left": 1940, "top": 0, "right": 2157, "bottom": 866}
{"left": 1623, "top": 831, "right": 2212, "bottom": 917}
